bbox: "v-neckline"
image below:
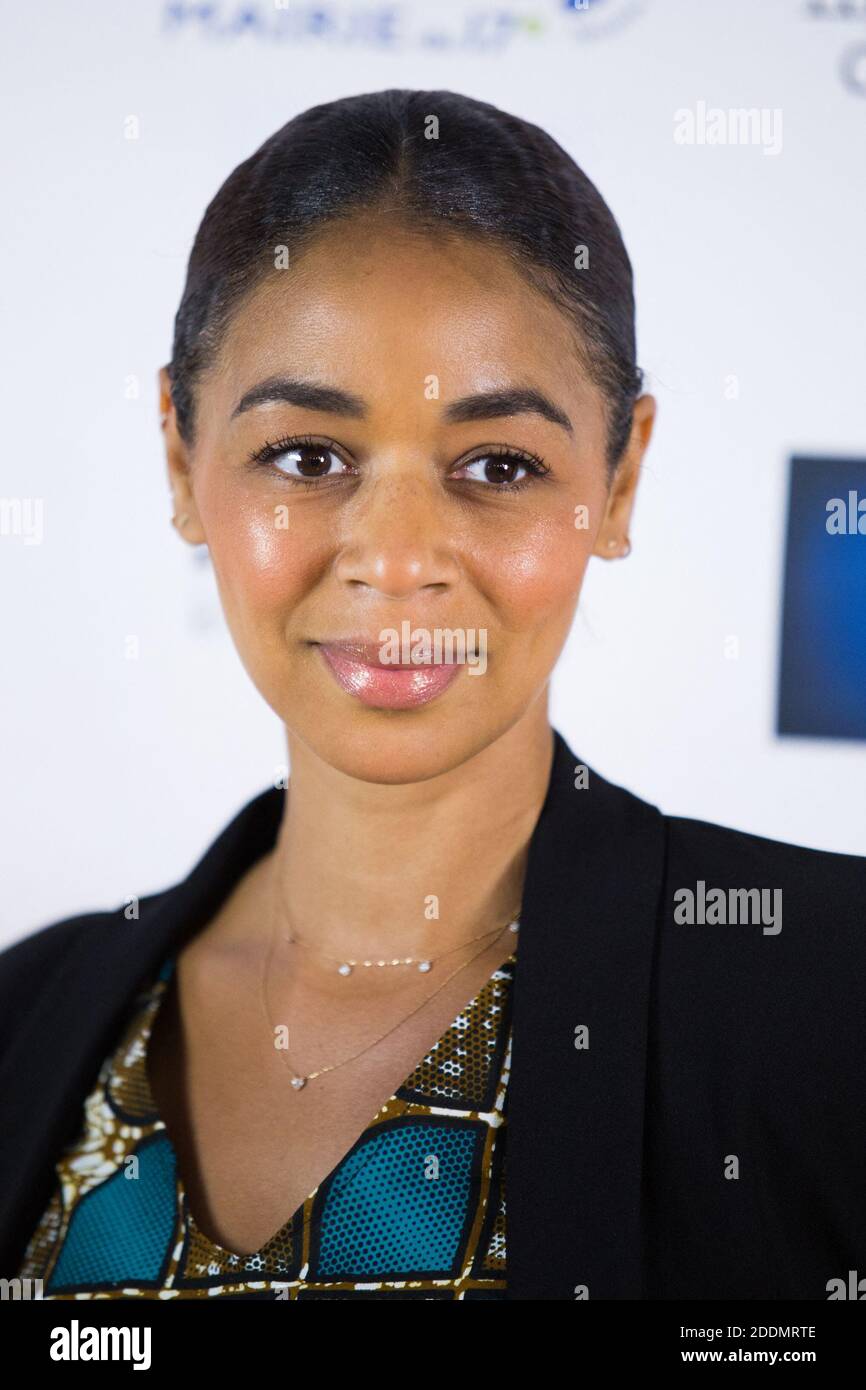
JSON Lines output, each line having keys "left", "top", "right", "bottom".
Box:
{"left": 134, "top": 946, "right": 517, "bottom": 1265}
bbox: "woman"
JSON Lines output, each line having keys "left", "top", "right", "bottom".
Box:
{"left": 1, "top": 89, "right": 864, "bottom": 1303}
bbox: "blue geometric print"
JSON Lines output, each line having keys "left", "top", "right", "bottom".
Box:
{"left": 48, "top": 1133, "right": 176, "bottom": 1290}
{"left": 317, "top": 1122, "right": 480, "bottom": 1277}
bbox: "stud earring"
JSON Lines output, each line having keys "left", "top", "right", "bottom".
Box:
{"left": 605, "top": 536, "right": 632, "bottom": 557}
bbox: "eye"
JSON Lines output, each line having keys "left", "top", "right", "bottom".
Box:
{"left": 246, "top": 434, "right": 353, "bottom": 485}
{"left": 452, "top": 447, "right": 550, "bottom": 492}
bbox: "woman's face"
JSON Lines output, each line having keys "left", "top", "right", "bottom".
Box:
{"left": 163, "top": 216, "right": 653, "bottom": 783}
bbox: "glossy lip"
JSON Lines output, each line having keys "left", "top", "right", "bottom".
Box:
{"left": 313, "top": 640, "right": 464, "bottom": 709}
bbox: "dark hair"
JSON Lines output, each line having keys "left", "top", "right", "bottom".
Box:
{"left": 168, "top": 89, "right": 644, "bottom": 481}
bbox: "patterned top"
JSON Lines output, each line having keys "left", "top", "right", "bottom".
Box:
{"left": 18, "top": 947, "right": 515, "bottom": 1300}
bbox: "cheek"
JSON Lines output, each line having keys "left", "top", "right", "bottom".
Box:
{"left": 474, "top": 511, "right": 592, "bottom": 636}
{"left": 200, "top": 483, "right": 322, "bottom": 623}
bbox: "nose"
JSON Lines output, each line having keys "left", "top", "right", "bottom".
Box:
{"left": 333, "top": 470, "right": 461, "bottom": 601}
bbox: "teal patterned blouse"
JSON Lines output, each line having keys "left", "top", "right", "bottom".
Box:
{"left": 18, "top": 947, "right": 515, "bottom": 1299}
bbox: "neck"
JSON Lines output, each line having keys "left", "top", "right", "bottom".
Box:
{"left": 264, "top": 707, "right": 555, "bottom": 963}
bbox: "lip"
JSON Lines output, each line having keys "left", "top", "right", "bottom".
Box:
{"left": 314, "top": 639, "right": 463, "bottom": 710}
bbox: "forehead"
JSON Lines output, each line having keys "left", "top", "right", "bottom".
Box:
{"left": 206, "top": 219, "right": 596, "bottom": 414}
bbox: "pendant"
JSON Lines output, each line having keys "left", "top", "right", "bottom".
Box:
{"left": 338, "top": 963, "right": 352, "bottom": 976}
{"left": 418, "top": 960, "right": 432, "bottom": 973}
{"left": 290, "top": 1076, "right": 307, "bottom": 1090}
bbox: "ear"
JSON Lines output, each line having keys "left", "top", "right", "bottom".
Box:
{"left": 592, "top": 393, "right": 656, "bottom": 559}
{"left": 159, "top": 365, "right": 206, "bottom": 545}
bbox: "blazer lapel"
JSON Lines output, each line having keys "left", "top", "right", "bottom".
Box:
{"left": 506, "top": 730, "right": 666, "bottom": 1299}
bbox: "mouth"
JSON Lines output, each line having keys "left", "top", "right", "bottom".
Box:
{"left": 312, "top": 640, "right": 464, "bottom": 710}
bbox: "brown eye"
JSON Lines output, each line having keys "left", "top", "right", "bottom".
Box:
{"left": 247, "top": 434, "right": 354, "bottom": 485}
{"left": 464, "top": 455, "right": 528, "bottom": 487}
{"left": 456, "top": 450, "right": 549, "bottom": 491}
{"left": 273, "top": 442, "right": 339, "bottom": 479}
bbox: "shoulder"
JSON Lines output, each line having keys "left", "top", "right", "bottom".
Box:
{"left": 573, "top": 740, "right": 866, "bottom": 974}
{"left": 0, "top": 781, "right": 283, "bottom": 980}
{"left": 649, "top": 810, "right": 866, "bottom": 1075}
{"left": 573, "top": 740, "right": 866, "bottom": 912}
{"left": 663, "top": 806, "right": 866, "bottom": 872}
{"left": 0, "top": 910, "right": 112, "bottom": 985}
{"left": 1, "top": 889, "right": 164, "bottom": 967}
{"left": 0, "top": 910, "right": 115, "bottom": 1058}
{"left": 554, "top": 735, "right": 866, "bottom": 933}
{"left": 0, "top": 783, "right": 282, "bottom": 1030}
{"left": 0, "top": 890, "right": 170, "bottom": 1009}
{"left": 660, "top": 809, "right": 866, "bottom": 933}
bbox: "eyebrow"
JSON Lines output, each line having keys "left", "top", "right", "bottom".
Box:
{"left": 230, "top": 376, "right": 573, "bottom": 435}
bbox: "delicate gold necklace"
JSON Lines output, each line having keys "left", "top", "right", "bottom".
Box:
{"left": 259, "top": 857, "right": 520, "bottom": 1090}
{"left": 283, "top": 922, "right": 514, "bottom": 978}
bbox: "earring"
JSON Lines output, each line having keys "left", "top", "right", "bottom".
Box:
{"left": 605, "top": 536, "right": 632, "bottom": 557}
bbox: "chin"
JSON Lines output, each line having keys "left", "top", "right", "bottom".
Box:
{"left": 289, "top": 708, "right": 512, "bottom": 785}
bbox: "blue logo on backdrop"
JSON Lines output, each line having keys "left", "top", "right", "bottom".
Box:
{"left": 804, "top": 0, "right": 866, "bottom": 98}
{"left": 161, "top": 0, "right": 648, "bottom": 51}
{"left": 777, "top": 456, "right": 866, "bottom": 740}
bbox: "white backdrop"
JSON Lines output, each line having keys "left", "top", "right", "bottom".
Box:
{"left": 2, "top": 0, "right": 865, "bottom": 946}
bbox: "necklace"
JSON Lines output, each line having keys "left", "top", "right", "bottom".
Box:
{"left": 280, "top": 922, "right": 511, "bottom": 978}
{"left": 259, "top": 857, "right": 521, "bottom": 1090}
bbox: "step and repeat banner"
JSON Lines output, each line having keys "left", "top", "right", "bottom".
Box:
{"left": 2, "top": 0, "right": 864, "bottom": 940}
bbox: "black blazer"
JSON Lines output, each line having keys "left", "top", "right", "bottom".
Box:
{"left": 2, "top": 728, "right": 865, "bottom": 1300}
